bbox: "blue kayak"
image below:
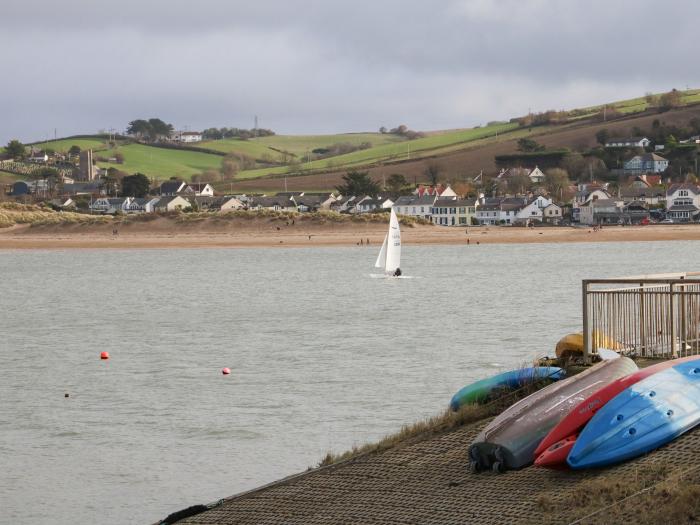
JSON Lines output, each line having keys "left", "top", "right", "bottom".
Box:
{"left": 449, "top": 366, "right": 565, "bottom": 411}
{"left": 568, "top": 359, "right": 700, "bottom": 469}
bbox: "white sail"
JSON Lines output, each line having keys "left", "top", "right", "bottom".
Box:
{"left": 384, "top": 208, "right": 401, "bottom": 273}
{"left": 374, "top": 234, "right": 388, "bottom": 268}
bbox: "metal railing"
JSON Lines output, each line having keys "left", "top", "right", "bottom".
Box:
{"left": 582, "top": 273, "right": 700, "bottom": 361}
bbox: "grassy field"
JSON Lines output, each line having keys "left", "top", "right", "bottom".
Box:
{"left": 237, "top": 122, "right": 520, "bottom": 179}
{"left": 96, "top": 144, "right": 222, "bottom": 180}
{"left": 199, "top": 132, "right": 406, "bottom": 160}
{"left": 27, "top": 138, "right": 112, "bottom": 153}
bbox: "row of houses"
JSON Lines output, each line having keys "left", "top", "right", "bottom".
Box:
{"left": 394, "top": 189, "right": 562, "bottom": 226}
{"left": 576, "top": 181, "right": 700, "bottom": 224}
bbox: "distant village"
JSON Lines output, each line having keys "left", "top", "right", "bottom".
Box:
{"left": 3, "top": 132, "right": 700, "bottom": 227}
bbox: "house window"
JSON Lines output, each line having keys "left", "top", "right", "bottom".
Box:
{"left": 459, "top": 207, "right": 466, "bottom": 213}
{"left": 420, "top": 207, "right": 424, "bottom": 213}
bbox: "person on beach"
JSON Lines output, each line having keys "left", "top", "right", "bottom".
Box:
{"left": 393, "top": 268, "right": 402, "bottom": 277}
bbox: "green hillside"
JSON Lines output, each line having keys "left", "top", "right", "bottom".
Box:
{"left": 199, "top": 132, "right": 406, "bottom": 160}
{"left": 28, "top": 138, "right": 111, "bottom": 153}
{"left": 237, "top": 122, "right": 519, "bottom": 179}
{"left": 95, "top": 144, "right": 222, "bottom": 180}
{"left": 7, "top": 87, "right": 700, "bottom": 184}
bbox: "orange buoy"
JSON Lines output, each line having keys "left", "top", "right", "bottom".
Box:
{"left": 222, "top": 367, "right": 231, "bottom": 375}
{"left": 100, "top": 351, "right": 110, "bottom": 360}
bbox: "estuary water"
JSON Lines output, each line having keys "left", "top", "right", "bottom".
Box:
{"left": 1, "top": 241, "right": 699, "bottom": 524}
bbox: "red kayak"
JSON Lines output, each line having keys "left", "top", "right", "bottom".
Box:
{"left": 533, "top": 355, "right": 700, "bottom": 467}
{"left": 534, "top": 434, "right": 577, "bottom": 468}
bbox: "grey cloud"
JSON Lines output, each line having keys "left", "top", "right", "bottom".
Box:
{"left": 1, "top": 0, "right": 699, "bottom": 144}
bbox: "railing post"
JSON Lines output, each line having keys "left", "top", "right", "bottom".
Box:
{"left": 582, "top": 280, "right": 590, "bottom": 363}
{"left": 670, "top": 282, "right": 677, "bottom": 358}
{"left": 639, "top": 283, "right": 646, "bottom": 357}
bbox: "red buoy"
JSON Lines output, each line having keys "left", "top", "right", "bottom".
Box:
{"left": 100, "top": 351, "right": 110, "bottom": 360}
{"left": 222, "top": 367, "right": 231, "bottom": 375}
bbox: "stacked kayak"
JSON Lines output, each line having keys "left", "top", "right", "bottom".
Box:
{"left": 568, "top": 358, "right": 700, "bottom": 469}
{"left": 468, "top": 357, "right": 637, "bottom": 472}
{"left": 535, "top": 354, "right": 700, "bottom": 468}
{"left": 449, "top": 367, "right": 564, "bottom": 411}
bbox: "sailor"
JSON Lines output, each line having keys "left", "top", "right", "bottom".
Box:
{"left": 393, "top": 268, "right": 402, "bottom": 277}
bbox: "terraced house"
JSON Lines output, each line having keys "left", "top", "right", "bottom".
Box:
{"left": 430, "top": 198, "right": 477, "bottom": 226}
{"left": 392, "top": 195, "right": 437, "bottom": 220}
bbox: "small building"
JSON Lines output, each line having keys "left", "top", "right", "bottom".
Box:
{"left": 171, "top": 131, "right": 203, "bottom": 143}
{"left": 49, "top": 198, "right": 76, "bottom": 210}
{"left": 10, "top": 181, "right": 31, "bottom": 196}
{"left": 354, "top": 196, "right": 394, "bottom": 213}
{"left": 90, "top": 197, "right": 132, "bottom": 214}
{"left": 542, "top": 203, "right": 563, "bottom": 224}
{"left": 623, "top": 153, "right": 669, "bottom": 174}
{"left": 528, "top": 167, "right": 546, "bottom": 184}
{"left": 605, "top": 137, "right": 650, "bottom": 148}
{"left": 579, "top": 199, "right": 625, "bottom": 225}
{"left": 184, "top": 183, "right": 214, "bottom": 197}
{"left": 248, "top": 196, "right": 296, "bottom": 212}
{"left": 27, "top": 150, "right": 49, "bottom": 163}
{"left": 153, "top": 195, "right": 191, "bottom": 212}
{"left": 160, "top": 180, "right": 188, "bottom": 196}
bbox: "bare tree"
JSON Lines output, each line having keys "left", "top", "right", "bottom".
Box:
{"left": 424, "top": 161, "right": 443, "bottom": 186}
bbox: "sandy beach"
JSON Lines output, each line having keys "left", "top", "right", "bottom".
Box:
{"left": 1, "top": 218, "right": 700, "bottom": 249}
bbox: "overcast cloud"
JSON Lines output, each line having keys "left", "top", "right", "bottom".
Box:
{"left": 1, "top": 0, "right": 698, "bottom": 143}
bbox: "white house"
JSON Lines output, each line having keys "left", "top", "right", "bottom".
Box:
{"left": 153, "top": 195, "right": 191, "bottom": 212}
{"left": 475, "top": 199, "right": 503, "bottom": 225}
{"left": 393, "top": 195, "right": 437, "bottom": 220}
{"left": 90, "top": 197, "right": 132, "bottom": 214}
{"left": 665, "top": 184, "right": 700, "bottom": 222}
{"left": 430, "top": 198, "right": 477, "bottom": 226}
{"left": 248, "top": 196, "right": 296, "bottom": 212}
{"left": 605, "top": 137, "right": 650, "bottom": 148}
{"left": 171, "top": 131, "right": 203, "bottom": 143}
{"left": 515, "top": 195, "right": 552, "bottom": 223}
{"left": 623, "top": 153, "right": 669, "bottom": 173}
{"left": 27, "top": 150, "right": 49, "bottom": 163}
{"left": 184, "top": 183, "right": 215, "bottom": 197}
{"left": 543, "top": 203, "right": 563, "bottom": 224}
{"left": 354, "top": 196, "right": 394, "bottom": 213}
{"left": 528, "top": 167, "right": 546, "bottom": 184}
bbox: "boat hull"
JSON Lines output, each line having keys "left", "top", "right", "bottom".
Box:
{"left": 534, "top": 434, "right": 577, "bottom": 468}
{"left": 568, "top": 360, "right": 700, "bottom": 469}
{"left": 535, "top": 355, "right": 700, "bottom": 465}
{"left": 449, "top": 367, "right": 564, "bottom": 411}
{"left": 469, "top": 357, "right": 638, "bottom": 472}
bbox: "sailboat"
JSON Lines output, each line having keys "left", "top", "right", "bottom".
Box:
{"left": 374, "top": 208, "right": 402, "bottom": 277}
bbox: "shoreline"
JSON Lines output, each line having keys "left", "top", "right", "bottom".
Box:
{"left": 2, "top": 223, "right": 700, "bottom": 250}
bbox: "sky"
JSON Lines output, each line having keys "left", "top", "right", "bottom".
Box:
{"left": 1, "top": 0, "right": 699, "bottom": 144}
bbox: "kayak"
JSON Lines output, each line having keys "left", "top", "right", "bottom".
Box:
{"left": 535, "top": 434, "right": 578, "bottom": 468}
{"left": 534, "top": 355, "right": 700, "bottom": 468}
{"left": 568, "top": 359, "right": 700, "bottom": 469}
{"left": 449, "top": 367, "right": 564, "bottom": 411}
{"left": 469, "top": 357, "right": 637, "bottom": 472}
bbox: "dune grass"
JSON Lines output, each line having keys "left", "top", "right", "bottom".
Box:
{"left": 0, "top": 202, "right": 111, "bottom": 228}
